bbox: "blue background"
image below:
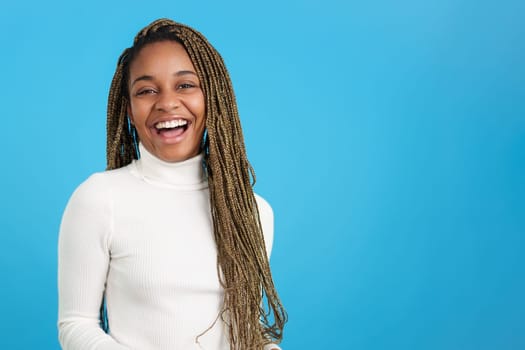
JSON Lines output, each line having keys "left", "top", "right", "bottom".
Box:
{"left": 1, "top": 0, "right": 523, "bottom": 349}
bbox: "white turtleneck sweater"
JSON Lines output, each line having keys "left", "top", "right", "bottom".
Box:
{"left": 58, "top": 144, "right": 280, "bottom": 350}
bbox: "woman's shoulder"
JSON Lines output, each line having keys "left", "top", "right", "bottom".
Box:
{"left": 67, "top": 165, "right": 133, "bottom": 205}
{"left": 78, "top": 166, "right": 129, "bottom": 188}
{"left": 254, "top": 193, "right": 274, "bottom": 217}
{"left": 254, "top": 193, "right": 275, "bottom": 256}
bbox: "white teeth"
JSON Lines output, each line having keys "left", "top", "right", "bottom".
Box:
{"left": 155, "top": 119, "right": 188, "bottom": 129}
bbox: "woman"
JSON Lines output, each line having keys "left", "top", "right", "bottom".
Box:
{"left": 58, "top": 18, "right": 286, "bottom": 350}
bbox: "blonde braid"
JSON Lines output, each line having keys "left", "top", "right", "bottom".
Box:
{"left": 106, "top": 48, "right": 137, "bottom": 169}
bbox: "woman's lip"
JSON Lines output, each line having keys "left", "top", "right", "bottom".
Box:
{"left": 150, "top": 116, "right": 191, "bottom": 128}
{"left": 150, "top": 123, "right": 190, "bottom": 144}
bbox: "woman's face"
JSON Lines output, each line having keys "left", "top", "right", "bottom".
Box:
{"left": 127, "top": 40, "right": 206, "bottom": 162}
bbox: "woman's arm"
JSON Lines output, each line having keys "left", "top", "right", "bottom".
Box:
{"left": 58, "top": 174, "right": 129, "bottom": 350}
{"left": 264, "top": 345, "right": 282, "bottom": 350}
{"left": 254, "top": 194, "right": 275, "bottom": 257}
{"left": 256, "top": 194, "right": 284, "bottom": 350}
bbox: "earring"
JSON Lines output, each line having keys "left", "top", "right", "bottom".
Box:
{"left": 201, "top": 129, "right": 209, "bottom": 177}
{"left": 127, "top": 116, "right": 140, "bottom": 158}
{"left": 200, "top": 129, "right": 208, "bottom": 154}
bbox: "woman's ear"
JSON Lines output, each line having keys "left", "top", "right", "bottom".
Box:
{"left": 127, "top": 105, "right": 134, "bottom": 125}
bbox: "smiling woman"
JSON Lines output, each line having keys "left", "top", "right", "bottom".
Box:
{"left": 58, "top": 19, "right": 286, "bottom": 350}
{"left": 127, "top": 41, "right": 206, "bottom": 162}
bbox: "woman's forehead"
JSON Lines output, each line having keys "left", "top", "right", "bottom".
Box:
{"left": 129, "top": 41, "right": 196, "bottom": 76}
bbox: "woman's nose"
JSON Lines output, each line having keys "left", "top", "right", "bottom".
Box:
{"left": 155, "top": 91, "right": 181, "bottom": 112}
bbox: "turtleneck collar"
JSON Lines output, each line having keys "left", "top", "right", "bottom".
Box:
{"left": 131, "top": 143, "right": 207, "bottom": 190}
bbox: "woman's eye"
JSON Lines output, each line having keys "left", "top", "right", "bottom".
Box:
{"left": 178, "top": 83, "right": 196, "bottom": 89}
{"left": 136, "top": 89, "right": 156, "bottom": 96}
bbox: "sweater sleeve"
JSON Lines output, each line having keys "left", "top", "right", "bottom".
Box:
{"left": 254, "top": 194, "right": 283, "bottom": 350}
{"left": 254, "top": 194, "right": 275, "bottom": 259}
{"left": 263, "top": 344, "right": 282, "bottom": 350}
{"left": 58, "top": 174, "right": 129, "bottom": 350}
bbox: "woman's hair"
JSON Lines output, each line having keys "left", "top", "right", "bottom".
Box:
{"left": 106, "top": 18, "right": 286, "bottom": 349}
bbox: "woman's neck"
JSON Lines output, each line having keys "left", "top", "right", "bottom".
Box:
{"left": 133, "top": 143, "right": 207, "bottom": 189}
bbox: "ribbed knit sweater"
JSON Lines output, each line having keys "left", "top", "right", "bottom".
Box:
{"left": 58, "top": 144, "right": 279, "bottom": 350}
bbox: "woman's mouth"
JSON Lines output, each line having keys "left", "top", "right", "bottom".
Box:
{"left": 153, "top": 119, "right": 189, "bottom": 138}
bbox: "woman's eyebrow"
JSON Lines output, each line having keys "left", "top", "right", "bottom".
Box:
{"left": 174, "top": 70, "right": 197, "bottom": 77}
{"left": 131, "top": 75, "right": 154, "bottom": 87}
{"left": 131, "top": 71, "right": 197, "bottom": 87}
